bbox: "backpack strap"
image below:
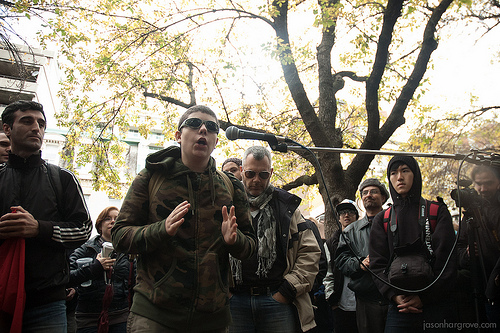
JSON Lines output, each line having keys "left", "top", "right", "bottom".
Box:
{"left": 383, "top": 206, "right": 399, "bottom": 250}
{"left": 383, "top": 207, "right": 391, "bottom": 233}
{"left": 148, "top": 171, "right": 166, "bottom": 212}
{"left": 45, "top": 163, "right": 64, "bottom": 218}
{"left": 216, "top": 169, "right": 234, "bottom": 198}
{"left": 427, "top": 201, "right": 439, "bottom": 233}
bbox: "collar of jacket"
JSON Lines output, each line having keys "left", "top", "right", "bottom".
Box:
{"left": 145, "top": 145, "right": 219, "bottom": 209}
{"left": 145, "top": 145, "right": 217, "bottom": 177}
{"left": 7, "top": 151, "right": 44, "bottom": 169}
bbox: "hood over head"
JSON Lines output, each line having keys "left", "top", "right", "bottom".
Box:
{"left": 387, "top": 155, "right": 422, "bottom": 205}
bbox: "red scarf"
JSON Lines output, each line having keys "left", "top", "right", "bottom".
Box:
{"left": 0, "top": 238, "right": 26, "bottom": 333}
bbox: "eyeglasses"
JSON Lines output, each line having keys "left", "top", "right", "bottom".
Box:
{"left": 361, "top": 189, "right": 380, "bottom": 197}
{"left": 338, "top": 210, "right": 357, "bottom": 216}
{"left": 243, "top": 170, "right": 271, "bottom": 180}
{"left": 179, "top": 118, "right": 219, "bottom": 133}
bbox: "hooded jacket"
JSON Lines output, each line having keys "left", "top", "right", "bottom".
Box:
{"left": 111, "top": 146, "right": 256, "bottom": 331}
{"left": 368, "top": 156, "right": 456, "bottom": 304}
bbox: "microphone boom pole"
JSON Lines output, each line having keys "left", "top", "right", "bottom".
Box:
{"left": 287, "top": 145, "right": 464, "bottom": 160}
{"left": 225, "top": 125, "right": 499, "bottom": 166}
{"left": 286, "top": 146, "right": 500, "bottom": 167}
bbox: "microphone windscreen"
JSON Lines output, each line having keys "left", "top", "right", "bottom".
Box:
{"left": 225, "top": 126, "right": 239, "bottom": 140}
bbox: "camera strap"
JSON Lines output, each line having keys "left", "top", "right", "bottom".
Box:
{"left": 420, "top": 198, "right": 434, "bottom": 258}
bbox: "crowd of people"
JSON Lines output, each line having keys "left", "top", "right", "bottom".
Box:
{"left": 0, "top": 100, "right": 498, "bottom": 333}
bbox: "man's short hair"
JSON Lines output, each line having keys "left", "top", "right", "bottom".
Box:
{"left": 222, "top": 157, "right": 242, "bottom": 169}
{"left": 242, "top": 146, "right": 272, "bottom": 166}
{"left": 358, "top": 178, "right": 390, "bottom": 203}
{"left": 471, "top": 165, "right": 500, "bottom": 182}
{"left": 2, "top": 100, "right": 46, "bottom": 128}
{"left": 177, "top": 105, "right": 219, "bottom": 130}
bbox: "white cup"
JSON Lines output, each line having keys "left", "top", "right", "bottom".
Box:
{"left": 102, "top": 242, "right": 114, "bottom": 258}
{"left": 76, "top": 257, "right": 93, "bottom": 287}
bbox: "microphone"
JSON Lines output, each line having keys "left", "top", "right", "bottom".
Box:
{"left": 225, "top": 126, "right": 288, "bottom": 143}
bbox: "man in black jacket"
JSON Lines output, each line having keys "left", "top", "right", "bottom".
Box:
{"left": 457, "top": 165, "right": 500, "bottom": 331}
{"left": 369, "top": 156, "right": 456, "bottom": 332}
{"left": 0, "top": 100, "right": 92, "bottom": 332}
{"left": 229, "top": 145, "right": 321, "bottom": 333}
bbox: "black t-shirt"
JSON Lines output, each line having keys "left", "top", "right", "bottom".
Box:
{"left": 240, "top": 211, "right": 287, "bottom": 287}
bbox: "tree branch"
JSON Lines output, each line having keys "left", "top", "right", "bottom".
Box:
{"left": 281, "top": 174, "right": 318, "bottom": 191}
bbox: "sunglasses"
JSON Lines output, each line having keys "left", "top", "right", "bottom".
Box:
{"left": 179, "top": 117, "right": 219, "bottom": 133}
{"left": 243, "top": 170, "right": 271, "bottom": 180}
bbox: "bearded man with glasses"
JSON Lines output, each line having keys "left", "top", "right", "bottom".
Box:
{"left": 229, "top": 145, "right": 321, "bottom": 333}
{"left": 334, "top": 179, "right": 390, "bottom": 333}
{"left": 112, "top": 105, "right": 256, "bottom": 333}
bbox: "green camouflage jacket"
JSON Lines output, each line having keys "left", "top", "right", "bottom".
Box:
{"left": 111, "top": 146, "right": 256, "bottom": 331}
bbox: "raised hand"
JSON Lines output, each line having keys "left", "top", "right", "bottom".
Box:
{"left": 165, "top": 201, "right": 190, "bottom": 236}
{"left": 221, "top": 205, "right": 238, "bottom": 245}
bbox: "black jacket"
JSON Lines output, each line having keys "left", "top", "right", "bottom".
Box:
{"left": 368, "top": 156, "right": 457, "bottom": 304}
{"left": 0, "top": 152, "right": 92, "bottom": 308}
{"left": 69, "top": 235, "right": 135, "bottom": 314}
{"left": 457, "top": 190, "right": 500, "bottom": 299}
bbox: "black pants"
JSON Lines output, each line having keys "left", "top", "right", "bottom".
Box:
{"left": 333, "top": 308, "right": 358, "bottom": 333}
{"left": 355, "top": 297, "right": 388, "bottom": 333}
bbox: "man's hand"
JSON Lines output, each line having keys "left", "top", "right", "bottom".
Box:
{"left": 65, "top": 288, "right": 76, "bottom": 301}
{"left": 165, "top": 201, "right": 190, "bottom": 236}
{"left": 360, "top": 255, "right": 370, "bottom": 271}
{"left": 393, "top": 294, "right": 423, "bottom": 313}
{"left": 272, "top": 292, "right": 290, "bottom": 304}
{"left": 221, "top": 205, "right": 238, "bottom": 245}
{"left": 0, "top": 206, "right": 39, "bottom": 239}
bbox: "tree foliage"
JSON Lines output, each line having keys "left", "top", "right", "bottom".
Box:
{"left": 3, "top": 0, "right": 498, "bottom": 234}
{"left": 403, "top": 106, "right": 500, "bottom": 206}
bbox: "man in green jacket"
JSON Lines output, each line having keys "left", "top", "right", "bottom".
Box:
{"left": 112, "top": 105, "right": 256, "bottom": 332}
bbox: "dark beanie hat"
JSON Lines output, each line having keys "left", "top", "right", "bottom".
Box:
{"left": 358, "top": 178, "right": 389, "bottom": 202}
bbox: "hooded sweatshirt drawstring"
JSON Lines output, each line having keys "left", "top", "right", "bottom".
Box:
{"left": 209, "top": 170, "right": 215, "bottom": 207}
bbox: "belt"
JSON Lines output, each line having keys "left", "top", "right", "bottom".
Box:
{"left": 231, "top": 285, "right": 280, "bottom": 296}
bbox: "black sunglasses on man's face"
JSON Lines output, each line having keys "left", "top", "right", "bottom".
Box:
{"left": 179, "top": 117, "right": 219, "bottom": 133}
{"left": 243, "top": 170, "right": 271, "bottom": 180}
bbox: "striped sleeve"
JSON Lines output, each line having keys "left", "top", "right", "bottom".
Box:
{"left": 37, "top": 167, "right": 92, "bottom": 249}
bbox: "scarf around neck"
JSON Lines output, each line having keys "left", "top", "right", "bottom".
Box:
{"left": 248, "top": 185, "right": 277, "bottom": 278}
{"left": 230, "top": 185, "right": 277, "bottom": 284}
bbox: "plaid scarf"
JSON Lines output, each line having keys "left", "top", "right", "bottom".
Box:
{"left": 231, "top": 185, "right": 277, "bottom": 283}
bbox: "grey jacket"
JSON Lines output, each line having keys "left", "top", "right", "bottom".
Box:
{"left": 335, "top": 215, "right": 385, "bottom": 302}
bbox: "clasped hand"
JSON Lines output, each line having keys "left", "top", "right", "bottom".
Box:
{"left": 0, "top": 206, "right": 39, "bottom": 239}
